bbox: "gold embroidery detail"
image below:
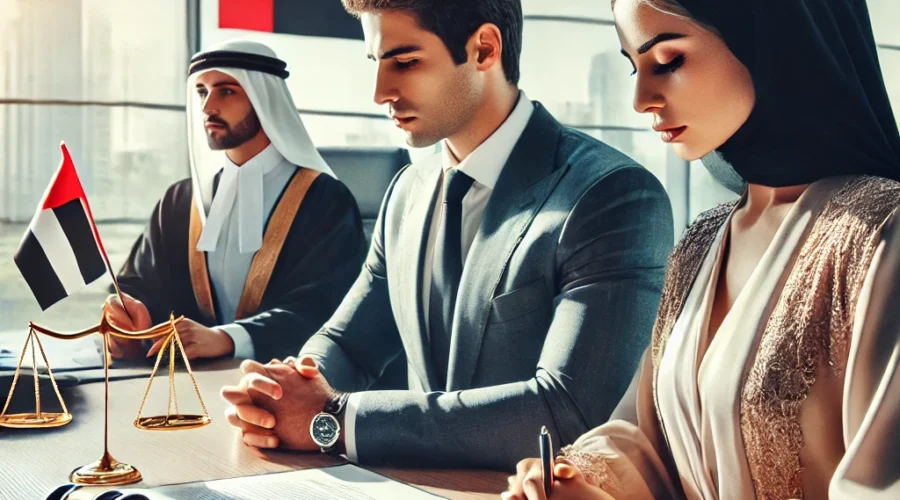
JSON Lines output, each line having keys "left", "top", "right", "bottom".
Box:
{"left": 740, "top": 176, "right": 900, "bottom": 499}
{"left": 560, "top": 445, "right": 623, "bottom": 495}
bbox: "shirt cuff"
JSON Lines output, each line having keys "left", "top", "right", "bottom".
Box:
{"left": 344, "top": 392, "right": 362, "bottom": 463}
{"left": 216, "top": 324, "right": 255, "bottom": 360}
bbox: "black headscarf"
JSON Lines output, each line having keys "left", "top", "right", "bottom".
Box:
{"left": 680, "top": 0, "right": 900, "bottom": 187}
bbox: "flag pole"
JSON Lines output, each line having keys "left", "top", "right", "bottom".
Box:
{"left": 104, "top": 256, "right": 135, "bottom": 326}
{"left": 58, "top": 141, "right": 135, "bottom": 326}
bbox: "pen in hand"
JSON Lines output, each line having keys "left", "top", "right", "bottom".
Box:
{"left": 539, "top": 425, "right": 554, "bottom": 494}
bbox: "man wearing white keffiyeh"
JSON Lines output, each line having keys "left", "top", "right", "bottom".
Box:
{"left": 104, "top": 40, "right": 367, "bottom": 363}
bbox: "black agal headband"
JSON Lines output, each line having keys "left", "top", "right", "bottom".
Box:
{"left": 188, "top": 50, "right": 289, "bottom": 79}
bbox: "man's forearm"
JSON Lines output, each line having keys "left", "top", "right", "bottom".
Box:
{"left": 348, "top": 370, "right": 593, "bottom": 469}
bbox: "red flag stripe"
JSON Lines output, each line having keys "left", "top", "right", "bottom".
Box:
{"left": 219, "top": 0, "right": 274, "bottom": 32}
{"left": 41, "top": 143, "right": 110, "bottom": 264}
{"left": 41, "top": 143, "right": 87, "bottom": 210}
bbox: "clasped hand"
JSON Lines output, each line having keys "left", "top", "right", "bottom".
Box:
{"left": 220, "top": 356, "right": 337, "bottom": 452}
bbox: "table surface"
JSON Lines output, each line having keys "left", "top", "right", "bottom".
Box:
{"left": 0, "top": 360, "right": 509, "bottom": 500}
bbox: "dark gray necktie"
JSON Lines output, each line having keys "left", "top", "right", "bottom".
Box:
{"left": 429, "top": 169, "right": 474, "bottom": 385}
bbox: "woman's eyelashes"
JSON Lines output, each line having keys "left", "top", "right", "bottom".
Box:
{"left": 652, "top": 54, "right": 685, "bottom": 75}
{"left": 630, "top": 54, "right": 686, "bottom": 76}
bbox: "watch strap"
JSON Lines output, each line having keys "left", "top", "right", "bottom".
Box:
{"left": 324, "top": 392, "right": 350, "bottom": 417}
{"left": 317, "top": 393, "right": 349, "bottom": 456}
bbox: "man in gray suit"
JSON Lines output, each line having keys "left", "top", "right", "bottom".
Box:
{"left": 221, "top": 0, "right": 674, "bottom": 469}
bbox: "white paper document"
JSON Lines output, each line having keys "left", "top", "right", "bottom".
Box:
{"left": 114, "top": 464, "right": 444, "bottom": 500}
{"left": 0, "top": 332, "right": 104, "bottom": 371}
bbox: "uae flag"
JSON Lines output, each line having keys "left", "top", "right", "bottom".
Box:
{"left": 218, "top": 0, "right": 363, "bottom": 40}
{"left": 14, "top": 143, "right": 110, "bottom": 310}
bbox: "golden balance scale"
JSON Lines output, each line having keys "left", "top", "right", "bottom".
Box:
{"left": 0, "top": 308, "right": 211, "bottom": 486}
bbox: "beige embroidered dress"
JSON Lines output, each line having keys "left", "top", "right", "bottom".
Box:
{"left": 563, "top": 176, "right": 900, "bottom": 499}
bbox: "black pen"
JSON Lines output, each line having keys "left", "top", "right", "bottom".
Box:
{"left": 539, "top": 425, "right": 554, "bottom": 494}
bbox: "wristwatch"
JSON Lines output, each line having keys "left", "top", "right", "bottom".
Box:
{"left": 309, "top": 392, "right": 350, "bottom": 454}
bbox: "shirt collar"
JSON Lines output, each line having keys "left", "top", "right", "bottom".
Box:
{"left": 223, "top": 142, "right": 285, "bottom": 178}
{"left": 441, "top": 91, "right": 534, "bottom": 190}
{"left": 197, "top": 142, "right": 288, "bottom": 254}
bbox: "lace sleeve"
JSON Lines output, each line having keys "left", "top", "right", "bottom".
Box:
{"left": 558, "top": 350, "right": 681, "bottom": 500}
{"left": 559, "top": 445, "right": 623, "bottom": 493}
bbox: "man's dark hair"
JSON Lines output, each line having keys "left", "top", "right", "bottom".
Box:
{"left": 343, "top": 0, "right": 523, "bottom": 85}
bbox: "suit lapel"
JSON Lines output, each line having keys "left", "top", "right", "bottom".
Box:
{"left": 396, "top": 155, "right": 443, "bottom": 390}
{"left": 447, "top": 104, "right": 567, "bottom": 390}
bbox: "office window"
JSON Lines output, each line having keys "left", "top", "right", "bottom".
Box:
{"left": 0, "top": 0, "right": 187, "bottom": 333}
{"left": 523, "top": 0, "right": 612, "bottom": 21}
{"left": 869, "top": 0, "right": 900, "bottom": 48}
{"left": 0, "top": 0, "right": 188, "bottom": 222}
{"left": 877, "top": 49, "right": 900, "bottom": 123}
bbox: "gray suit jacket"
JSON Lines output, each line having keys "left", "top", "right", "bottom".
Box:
{"left": 300, "top": 103, "right": 674, "bottom": 469}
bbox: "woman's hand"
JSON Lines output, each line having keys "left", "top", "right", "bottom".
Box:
{"left": 502, "top": 457, "right": 615, "bottom": 500}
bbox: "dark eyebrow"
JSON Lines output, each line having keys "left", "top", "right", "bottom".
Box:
{"left": 367, "top": 44, "right": 423, "bottom": 61}
{"left": 637, "top": 33, "right": 685, "bottom": 54}
{"left": 195, "top": 81, "right": 240, "bottom": 89}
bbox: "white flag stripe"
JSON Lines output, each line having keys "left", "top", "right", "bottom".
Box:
{"left": 29, "top": 208, "right": 87, "bottom": 295}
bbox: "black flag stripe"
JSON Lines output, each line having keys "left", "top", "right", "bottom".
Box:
{"left": 52, "top": 198, "right": 106, "bottom": 284}
{"left": 272, "top": 1, "right": 363, "bottom": 40}
{"left": 14, "top": 231, "right": 68, "bottom": 310}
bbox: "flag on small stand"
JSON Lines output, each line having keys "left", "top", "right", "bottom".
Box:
{"left": 14, "top": 142, "right": 110, "bottom": 310}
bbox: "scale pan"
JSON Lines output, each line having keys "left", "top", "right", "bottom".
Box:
{"left": 134, "top": 414, "right": 210, "bottom": 431}
{"left": 0, "top": 412, "right": 72, "bottom": 428}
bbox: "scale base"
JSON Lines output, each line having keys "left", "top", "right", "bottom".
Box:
{"left": 70, "top": 456, "right": 142, "bottom": 486}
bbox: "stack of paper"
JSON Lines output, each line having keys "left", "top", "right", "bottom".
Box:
{"left": 91, "top": 464, "right": 443, "bottom": 500}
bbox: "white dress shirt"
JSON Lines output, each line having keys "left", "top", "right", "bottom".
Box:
{"left": 206, "top": 143, "right": 296, "bottom": 360}
{"left": 344, "top": 92, "right": 535, "bottom": 462}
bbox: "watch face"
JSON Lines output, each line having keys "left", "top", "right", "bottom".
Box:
{"left": 310, "top": 413, "right": 340, "bottom": 448}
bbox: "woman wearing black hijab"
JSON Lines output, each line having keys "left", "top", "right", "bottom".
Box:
{"left": 504, "top": 0, "right": 900, "bottom": 498}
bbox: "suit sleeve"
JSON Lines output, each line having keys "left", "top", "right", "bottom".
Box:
{"left": 297, "top": 168, "right": 408, "bottom": 392}
{"left": 349, "top": 166, "right": 674, "bottom": 468}
{"left": 233, "top": 177, "right": 369, "bottom": 363}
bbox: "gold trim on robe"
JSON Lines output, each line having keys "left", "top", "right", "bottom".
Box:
{"left": 188, "top": 168, "right": 321, "bottom": 323}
